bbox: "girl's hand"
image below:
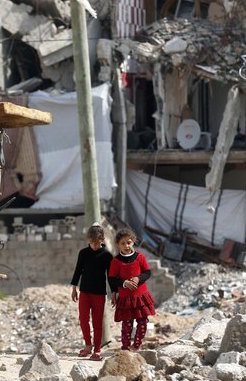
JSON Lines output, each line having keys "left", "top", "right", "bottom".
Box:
{"left": 130, "top": 277, "right": 139, "bottom": 286}
{"left": 111, "top": 292, "right": 117, "bottom": 307}
{"left": 71, "top": 287, "right": 78, "bottom": 302}
{"left": 123, "top": 279, "right": 138, "bottom": 290}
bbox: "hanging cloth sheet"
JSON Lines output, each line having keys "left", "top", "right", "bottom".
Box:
{"left": 29, "top": 83, "right": 116, "bottom": 208}
{"left": 126, "top": 170, "right": 246, "bottom": 247}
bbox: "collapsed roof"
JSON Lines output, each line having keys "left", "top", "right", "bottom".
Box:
{"left": 117, "top": 17, "right": 246, "bottom": 83}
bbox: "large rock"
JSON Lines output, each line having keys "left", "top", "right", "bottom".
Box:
{"left": 188, "top": 316, "right": 228, "bottom": 345}
{"left": 220, "top": 315, "right": 246, "bottom": 353}
{"left": 211, "top": 363, "right": 246, "bottom": 381}
{"left": 158, "top": 340, "right": 202, "bottom": 363}
{"left": 70, "top": 363, "right": 98, "bottom": 381}
{"left": 19, "top": 341, "right": 67, "bottom": 381}
{"left": 98, "top": 350, "right": 148, "bottom": 381}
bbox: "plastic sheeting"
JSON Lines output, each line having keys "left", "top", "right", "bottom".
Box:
{"left": 126, "top": 170, "right": 246, "bottom": 246}
{"left": 29, "top": 83, "right": 116, "bottom": 208}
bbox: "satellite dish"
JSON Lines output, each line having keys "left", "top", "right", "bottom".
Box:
{"left": 177, "top": 119, "right": 201, "bottom": 150}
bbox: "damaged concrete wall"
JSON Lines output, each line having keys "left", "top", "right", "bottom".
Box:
{"left": 0, "top": 0, "right": 107, "bottom": 92}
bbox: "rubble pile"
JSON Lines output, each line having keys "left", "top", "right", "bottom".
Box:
{"left": 128, "top": 17, "right": 246, "bottom": 82}
{"left": 9, "top": 311, "right": 246, "bottom": 381}
{"left": 0, "top": 285, "right": 83, "bottom": 354}
{"left": 160, "top": 261, "right": 246, "bottom": 315}
{"left": 0, "top": 261, "right": 245, "bottom": 358}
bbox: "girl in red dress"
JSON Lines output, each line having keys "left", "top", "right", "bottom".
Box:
{"left": 109, "top": 228, "right": 155, "bottom": 350}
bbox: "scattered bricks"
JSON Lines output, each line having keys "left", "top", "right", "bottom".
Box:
{"left": 44, "top": 225, "right": 54, "bottom": 234}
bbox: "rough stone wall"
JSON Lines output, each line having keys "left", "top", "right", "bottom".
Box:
{"left": 0, "top": 240, "right": 83, "bottom": 295}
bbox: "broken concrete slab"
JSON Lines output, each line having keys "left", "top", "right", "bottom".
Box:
{"left": 17, "top": 0, "right": 71, "bottom": 22}
{"left": 0, "top": 0, "right": 47, "bottom": 36}
{"left": 23, "top": 21, "right": 56, "bottom": 51}
{"left": 38, "top": 29, "right": 73, "bottom": 67}
{"left": 7, "top": 78, "right": 43, "bottom": 93}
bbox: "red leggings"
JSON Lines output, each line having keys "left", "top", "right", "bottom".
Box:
{"left": 121, "top": 318, "right": 148, "bottom": 349}
{"left": 79, "top": 292, "right": 105, "bottom": 353}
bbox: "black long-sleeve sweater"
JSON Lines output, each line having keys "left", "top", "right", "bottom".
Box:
{"left": 71, "top": 245, "right": 115, "bottom": 295}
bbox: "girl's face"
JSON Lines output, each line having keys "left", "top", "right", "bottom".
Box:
{"left": 88, "top": 239, "right": 103, "bottom": 251}
{"left": 117, "top": 235, "right": 134, "bottom": 255}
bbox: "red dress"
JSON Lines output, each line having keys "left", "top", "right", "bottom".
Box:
{"left": 109, "top": 252, "right": 155, "bottom": 322}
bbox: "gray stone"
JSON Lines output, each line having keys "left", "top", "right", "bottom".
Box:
{"left": 158, "top": 341, "right": 202, "bottom": 362}
{"left": 216, "top": 351, "right": 240, "bottom": 365}
{"left": 204, "top": 342, "right": 221, "bottom": 365}
{"left": 20, "top": 371, "right": 41, "bottom": 381}
{"left": 138, "top": 350, "right": 158, "bottom": 366}
{"left": 19, "top": 341, "right": 61, "bottom": 378}
{"left": 189, "top": 319, "right": 228, "bottom": 345}
{"left": 212, "top": 363, "right": 246, "bottom": 381}
{"left": 181, "top": 352, "right": 202, "bottom": 368}
{"left": 98, "top": 377, "right": 126, "bottom": 381}
{"left": 220, "top": 315, "right": 246, "bottom": 353}
{"left": 239, "top": 352, "right": 246, "bottom": 366}
{"left": 156, "top": 355, "right": 175, "bottom": 371}
{"left": 70, "top": 363, "right": 98, "bottom": 381}
{"left": 212, "top": 311, "right": 226, "bottom": 321}
{"left": 40, "top": 375, "right": 69, "bottom": 381}
{"left": 0, "top": 363, "right": 6, "bottom": 371}
{"left": 164, "top": 37, "right": 187, "bottom": 54}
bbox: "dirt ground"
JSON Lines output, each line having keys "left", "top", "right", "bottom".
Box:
{"left": 0, "top": 303, "right": 202, "bottom": 380}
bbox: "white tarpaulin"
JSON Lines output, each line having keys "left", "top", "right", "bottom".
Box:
{"left": 126, "top": 170, "right": 246, "bottom": 246}
{"left": 29, "top": 83, "right": 116, "bottom": 208}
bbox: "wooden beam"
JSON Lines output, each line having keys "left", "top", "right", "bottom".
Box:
{"left": 127, "top": 149, "right": 246, "bottom": 165}
{"left": 0, "top": 102, "right": 52, "bottom": 129}
{"left": 206, "top": 86, "right": 241, "bottom": 192}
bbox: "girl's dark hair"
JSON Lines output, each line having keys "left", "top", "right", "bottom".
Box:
{"left": 115, "top": 228, "right": 137, "bottom": 244}
{"left": 87, "top": 225, "right": 105, "bottom": 241}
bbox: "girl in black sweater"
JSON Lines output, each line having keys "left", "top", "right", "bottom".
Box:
{"left": 71, "top": 223, "right": 114, "bottom": 360}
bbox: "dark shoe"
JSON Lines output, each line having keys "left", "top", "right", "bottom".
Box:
{"left": 89, "top": 352, "right": 103, "bottom": 361}
{"left": 78, "top": 346, "right": 92, "bottom": 357}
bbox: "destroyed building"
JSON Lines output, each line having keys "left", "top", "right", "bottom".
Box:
{"left": 0, "top": 0, "right": 245, "bottom": 268}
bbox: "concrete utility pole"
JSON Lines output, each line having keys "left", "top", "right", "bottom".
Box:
{"left": 70, "top": 0, "right": 100, "bottom": 228}
{"left": 70, "top": 0, "right": 111, "bottom": 345}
